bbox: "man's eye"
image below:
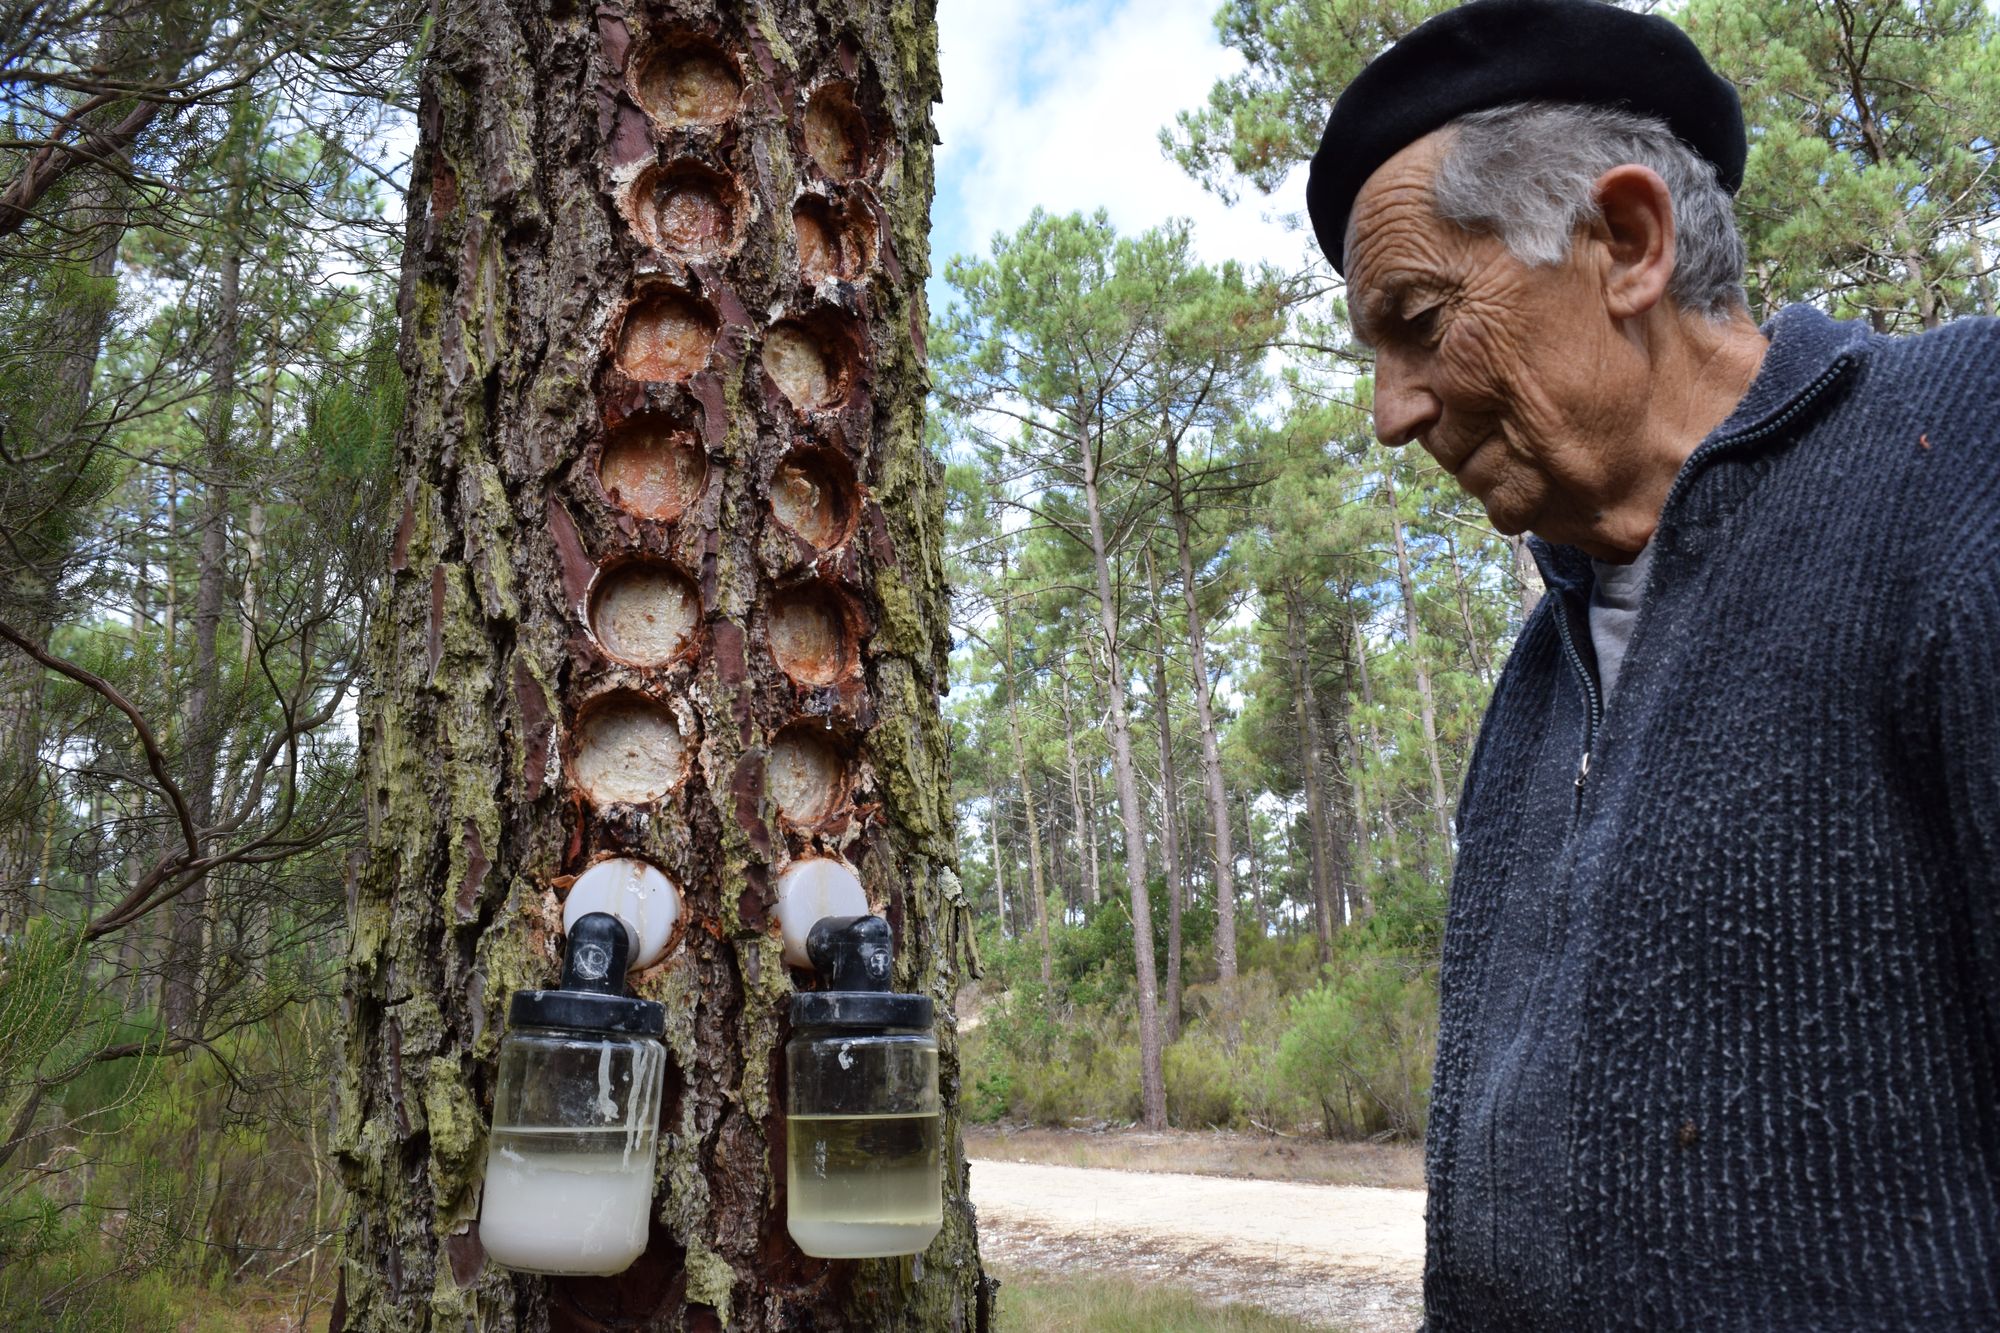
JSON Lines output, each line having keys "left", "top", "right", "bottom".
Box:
{"left": 1407, "top": 305, "right": 1442, "bottom": 342}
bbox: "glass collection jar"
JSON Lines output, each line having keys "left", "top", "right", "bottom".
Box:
{"left": 479, "top": 913, "right": 666, "bottom": 1276}
{"left": 785, "top": 915, "right": 941, "bottom": 1259}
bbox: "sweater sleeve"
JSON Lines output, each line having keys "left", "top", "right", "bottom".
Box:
{"left": 1930, "top": 554, "right": 2000, "bottom": 1032}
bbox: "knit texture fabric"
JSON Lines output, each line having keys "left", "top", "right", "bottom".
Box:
{"left": 1426, "top": 304, "right": 2000, "bottom": 1331}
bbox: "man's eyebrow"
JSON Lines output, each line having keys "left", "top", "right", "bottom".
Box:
{"left": 1349, "top": 276, "right": 1410, "bottom": 350}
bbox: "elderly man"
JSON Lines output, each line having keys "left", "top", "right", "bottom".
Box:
{"left": 1305, "top": 1, "right": 2000, "bottom": 1328}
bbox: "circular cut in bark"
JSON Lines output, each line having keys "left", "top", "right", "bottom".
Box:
{"left": 598, "top": 418, "right": 708, "bottom": 522}
{"left": 793, "top": 196, "right": 875, "bottom": 284}
{"left": 767, "top": 723, "right": 847, "bottom": 824}
{"left": 571, "top": 694, "right": 687, "bottom": 806}
{"left": 769, "top": 447, "right": 857, "bottom": 549}
{"left": 804, "top": 83, "right": 869, "bottom": 180}
{"left": 767, "top": 584, "right": 855, "bottom": 686}
{"left": 590, "top": 563, "right": 700, "bottom": 666}
{"left": 627, "top": 162, "right": 740, "bottom": 259}
{"left": 762, "top": 319, "right": 851, "bottom": 411}
{"left": 632, "top": 39, "right": 741, "bottom": 128}
{"left": 616, "top": 290, "right": 717, "bottom": 383}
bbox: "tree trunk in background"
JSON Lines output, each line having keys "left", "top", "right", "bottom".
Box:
{"left": 1082, "top": 766, "right": 1103, "bottom": 910}
{"left": 1144, "top": 550, "right": 1182, "bottom": 1044}
{"left": 0, "top": 4, "right": 144, "bottom": 932}
{"left": 989, "top": 788, "right": 1011, "bottom": 940}
{"left": 1163, "top": 448, "right": 1235, "bottom": 985}
{"left": 1058, "top": 681, "right": 1099, "bottom": 908}
{"left": 335, "top": 0, "right": 987, "bottom": 1326}
{"left": 1243, "top": 791, "right": 1264, "bottom": 938}
{"left": 1077, "top": 444, "right": 1165, "bottom": 1129}
{"left": 1384, "top": 474, "right": 1453, "bottom": 862}
{"left": 1506, "top": 533, "right": 1543, "bottom": 621}
{"left": 998, "top": 577, "right": 1051, "bottom": 989}
{"left": 1283, "top": 590, "right": 1334, "bottom": 960}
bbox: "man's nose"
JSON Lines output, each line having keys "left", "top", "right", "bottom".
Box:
{"left": 1372, "top": 352, "right": 1440, "bottom": 448}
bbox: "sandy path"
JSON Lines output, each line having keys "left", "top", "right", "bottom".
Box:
{"left": 969, "top": 1159, "right": 1426, "bottom": 1332}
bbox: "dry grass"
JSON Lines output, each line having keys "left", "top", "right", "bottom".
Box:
{"left": 965, "top": 1126, "right": 1425, "bottom": 1191}
{"left": 993, "top": 1267, "right": 1344, "bottom": 1332}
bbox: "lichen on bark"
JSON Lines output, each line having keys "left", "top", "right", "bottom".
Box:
{"left": 335, "top": 0, "right": 986, "bottom": 1329}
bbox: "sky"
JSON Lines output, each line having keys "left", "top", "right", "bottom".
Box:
{"left": 929, "top": 0, "right": 1318, "bottom": 307}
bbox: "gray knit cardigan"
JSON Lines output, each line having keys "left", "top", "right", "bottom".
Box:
{"left": 1424, "top": 304, "right": 2000, "bottom": 1330}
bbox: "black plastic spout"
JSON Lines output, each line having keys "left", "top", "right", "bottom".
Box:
{"left": 806, "top": 914, "right": 893, "bottom": 992}
{"left": 561, "top": 912, "right": 631, "bottom": 994}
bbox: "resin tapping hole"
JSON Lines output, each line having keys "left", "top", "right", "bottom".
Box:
{"left": 769, "top": 448, "right": 857, "bottom": 549}
{"left": 627, "top": 162, "right": 740, "bottom": 259}
{"left": 617, "top": 290, "right": 718, "bottom": 383}
{"left": 762, "top": 318, "right": 855, "bottom": 412}
{"left": 598, "top": 418, "right": 708, "bottom": 522}
{"left": 767, "top": 584, "right": 856, "bottom": 686}
{"left": 794, "top": 197, "right": 875, "bottom": 284}
{"left": 571, "top": 694, "right": 687, "bottom": 806}
{"left": 632, "top": 39, "right": 742, "bottom": 128}
{"left": 590, "top": 563, "right": 700, "bottom": 667}
{"left": 804, "top": 84, "right": 870, "bottom": 181}
{"left": 768, "top": 723, "right": 848, "bottom": 825}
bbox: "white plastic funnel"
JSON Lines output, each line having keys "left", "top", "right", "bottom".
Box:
{"left": 563, "top": 857, "right": 681, "bottom": 970}
{"left": 773, "top": 858, "right": 868, "bottom": 969}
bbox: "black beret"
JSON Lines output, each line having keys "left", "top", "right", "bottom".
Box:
{"left": 1305, "top": 0, "right": 1745, "bottom": 275}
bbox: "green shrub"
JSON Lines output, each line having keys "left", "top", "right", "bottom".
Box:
{"left": 1276, "top": 955, "right": 1438, "bottom": 1140}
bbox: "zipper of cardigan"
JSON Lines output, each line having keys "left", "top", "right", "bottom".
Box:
{"left": 1554, "top": 353, "right": 1855, "bottom": 824}
{"left": 1656, "top": 354, "right": 1857, "bottom": 517}
{"left": 1552, "top": 598, "right": 1601, "bottom": 822}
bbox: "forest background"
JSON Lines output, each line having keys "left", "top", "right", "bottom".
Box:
{"left": 0, "top": 0, "right": 1994, "bottom": 1325}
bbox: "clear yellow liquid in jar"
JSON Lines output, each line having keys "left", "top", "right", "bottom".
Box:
{"left": 787, "top": 1111, "right": 942, "bottom": 1258}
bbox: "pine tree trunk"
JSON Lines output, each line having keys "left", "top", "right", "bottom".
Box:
{"left": 988, "top": 787, "right": 1011, "bottom": 940}
{"left": 1283, "top": 590, "right": 1335, "bottom": 958}
{"left": 998, "top": 575, "right": 1051, "bottom": 990}
{"left": 1383, "top": 474, "right": 1453, "bottom": 862}
{"left": 1144, "top": 550, "right": 1182, "bottom": 1045}
{"left": 1058, "top": 680, "right": 1098, "bottom": 908}
{"left": 334, "top": 1, "right": 988, "bottom": 1326}
{"left": 165, "top": 236, "right": 240, "bottom": 1037}
{"left": 1163, "top": 450, "right": 1235, "bottom": 984}
{"left": 1077, "top": 443, "right": 1165, "bottom": 1129}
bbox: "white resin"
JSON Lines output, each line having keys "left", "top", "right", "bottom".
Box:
{"left": 773, "top": 858, "right": 868, "bottom": 968}
{"left": 479, "top": 1131, "right": 655, "bottom": 1275}
{"left": 480, "top": 1039, "right": 665, "bottom": 1276}
{"left": 564, "top": 858, "right": 681, "bottom": 969}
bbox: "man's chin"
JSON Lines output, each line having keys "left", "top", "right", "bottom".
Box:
{"left": 1478, "top": 496, "right": 1535, "bottom": 537}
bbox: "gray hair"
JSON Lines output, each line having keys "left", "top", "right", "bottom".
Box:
{"left": 1429, "top": 101, "right": 1747, "bottom": 319}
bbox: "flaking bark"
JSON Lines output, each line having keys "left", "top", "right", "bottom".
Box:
{"left": 335, "top": 1, "right": 987, "bottom": 1327}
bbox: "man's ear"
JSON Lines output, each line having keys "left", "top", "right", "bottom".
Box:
{"left": 1590, "top": 164, "right": 1676, "bottom": 320}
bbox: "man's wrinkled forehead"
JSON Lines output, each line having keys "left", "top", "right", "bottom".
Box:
{"left": 1343, "top": 132, "right": 1451, "bottom": 347}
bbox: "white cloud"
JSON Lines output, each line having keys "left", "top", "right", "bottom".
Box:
{"left": 933, "top": 0, "right": 1317, "bottom": 278}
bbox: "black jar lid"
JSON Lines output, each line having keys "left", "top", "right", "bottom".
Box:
{"left": 510, "top": 988, "right": 666, "bottom": 1037}
{"left": 790, "top": 990, "right": 934, "bottom": 1032}
{"left": 507, "top": 911, "right": 666, "bottom": 1037}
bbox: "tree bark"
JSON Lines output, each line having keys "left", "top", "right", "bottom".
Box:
{"left": 1505, "top": 533, "right": 1543, "bottom": 623}
{"left": 989, "top": 786, "right": 1011, "bottom": 940}
{"left": 1283, "top": 589, "right": 1334, "bottom": 959}
{"left": 165, "top": 232, "right": 240, "bottom": 1037}
{"left": 1162, "top": 451, "right": 1236, "bottom": 985}
{"left": 1144, "top": 549, "right": 1182, "bottom": 1044}
{"left": 1057, "top": 678, "right": 1098, "bottom": 908}
{"left": 1384, "top": 473, "right": 1453, "bottom": 860}
{"left": 998, "top": 575, "right": 1051, "bottom": 990}
{"left": 335, "top": 1, "right": 988, "bottom": 1326}
{"left": 1077, "top": 438, "right": 1166, "bottom": 1129}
